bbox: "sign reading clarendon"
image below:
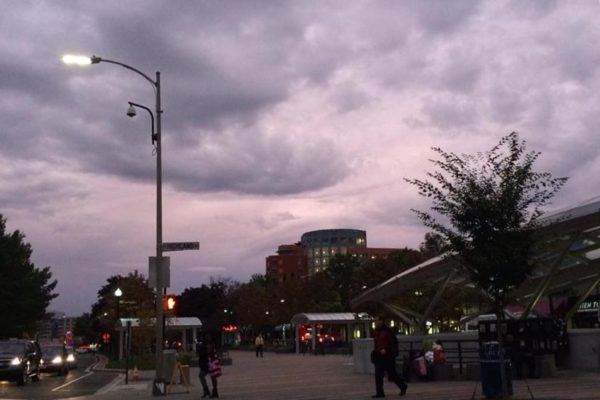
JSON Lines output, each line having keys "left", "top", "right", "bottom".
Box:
{"left": 162, "top": 241, "right": 200, "bottom": 252}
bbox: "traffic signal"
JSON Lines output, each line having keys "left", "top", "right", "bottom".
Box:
{"left": 163, "top": 294, "right": 177, "bottom": 316}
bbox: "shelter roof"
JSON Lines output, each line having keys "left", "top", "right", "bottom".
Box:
{"left": 291, "top": 312, "right": 373, "bottom": 325}
{"left": 116, "top": 317, "right": 202, "bottom": 329}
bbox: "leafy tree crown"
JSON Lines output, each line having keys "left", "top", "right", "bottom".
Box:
{"left": 405, "top": 132, "right": 567, "bottom": 310}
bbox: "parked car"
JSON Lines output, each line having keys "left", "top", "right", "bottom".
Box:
{"left": 75, "top": 344, "right": 90, "bottom": 354}
{"left": 40, "top": 343, "right": 69, "bottom": 376}
{"left": 0, "top": 339, "right": 41, "bottom": 385}
{"left": 65, "top": 346, "right": 77, "bottom": 369}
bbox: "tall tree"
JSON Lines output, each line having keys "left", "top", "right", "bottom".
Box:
{"left": 73, "top": 313, "right": 96, "bottom": 343}
{"left": 326, "top": 254, "right": 361, "bottom": 311}
{"left": 406, "top": 132, "right": 567, "bottom": 315}
{"left": 0, "top": 215, "right": 58, "bottom": 338}
{"left": 178, "top": 278, "right": 230, "bottom": 333}
{"left": 419, "top": 232, "right": 446, "bottom": 258}
{"left": 228, "top": 274, "right": 271, "bottom": 339}
{"left": 90, "top": 270, "right": 155, "bottom": 353}
{"left": 90, "top": 270, "right": 154, "bottom": 322}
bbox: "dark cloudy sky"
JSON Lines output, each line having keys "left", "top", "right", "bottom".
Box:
{"left": 2, "top": 1, "right": 599, "bottom": 316}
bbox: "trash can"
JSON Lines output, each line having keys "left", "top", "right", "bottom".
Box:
{"left": 480, "top": 341, "right": 513, "bottom": 399}
{"left": 162, "top": 349, "right": 177, "bottom": 381}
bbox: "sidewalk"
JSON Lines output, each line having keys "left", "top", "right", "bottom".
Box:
{"left": 88, "top": 350, "right": 600, "bottom": 400}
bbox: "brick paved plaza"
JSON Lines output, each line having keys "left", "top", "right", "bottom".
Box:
{"left": 96, "top": 350, "right": 600, "bottom": 400}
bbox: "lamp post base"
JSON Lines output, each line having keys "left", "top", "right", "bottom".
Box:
{"left": 152, "top": 378, "right": 167, "bottom": 396}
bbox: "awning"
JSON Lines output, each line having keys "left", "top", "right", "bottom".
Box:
{"left": 116, "top": 316, "right": 202, "bottom": 329}
{"left": 291, "top": 312, "right": 374, "bottom": 325}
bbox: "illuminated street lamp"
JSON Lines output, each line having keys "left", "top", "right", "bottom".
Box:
{"left": 115, "top": 287, "right": 123, "bottom": 319}
{"left": 62, "top": 54, "right": 166, "bottom": 391}
{"left": 279, "top": 299, "right": 287, "bottom": 345}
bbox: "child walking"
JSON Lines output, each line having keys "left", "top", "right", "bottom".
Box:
{"left": 197, "top": 338, "right": 222, "bottom": 398}
{"left": 207, "top": 344, "right": 222, "bottom": 398}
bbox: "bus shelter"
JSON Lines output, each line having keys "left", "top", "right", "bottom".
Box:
{"left": 290, "top": 312, "right": 374, "bottom": 354}
{"left": 115, "top": 317, "right": 202, "bottom": 359}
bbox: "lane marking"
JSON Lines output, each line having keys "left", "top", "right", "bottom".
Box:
{"left": 85, "top": 357, "right": 102, "bottom": 373}
{"left": 51, "top": 371, "right": 94, "bottom": 391}
{"left": 94, "top": 374, "right": 124, "bottom": 395}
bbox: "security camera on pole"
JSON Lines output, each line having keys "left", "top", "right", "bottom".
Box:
{"left": 63, "top": 54, "right": 168, "bottom": 395}
{"left": 63, "top": 53, "right": 201, "bottom": 396}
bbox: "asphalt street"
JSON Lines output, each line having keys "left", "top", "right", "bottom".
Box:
{"left": 0, "top": 353, "right": 119, "bottom": 400}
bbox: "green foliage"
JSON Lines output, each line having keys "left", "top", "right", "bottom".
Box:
{"left": 90, "top": 271, "right": 155, "bottom": 352}
{"left": 0, "top": 215, "right": 58, "bottom": 338}
{"left": 178, "top": 279, "right": 229, "bottom": 333}
{"left": 419, "top": 232, "right": 446, "bottom": 258}
{"left": 73, "top": 313, "right": 96, "bottom": 343}
{"left": 326, "top": 254, "right": 361, "bottom": 311}
{"left": 177, "top": 351, "right": 194, "bottom": 366}
{"left": 406, "top": 132, "right": 567, "bottom": 312}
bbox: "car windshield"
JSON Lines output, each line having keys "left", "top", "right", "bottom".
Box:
{"left": 42, "top": 346, "right": 63, "bottom": 356}
{"left": 0, "top": 342, "right": 24, "bottom": 355}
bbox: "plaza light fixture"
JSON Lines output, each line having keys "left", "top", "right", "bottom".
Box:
{"left": 63, "top": 53, "right": 166, "bottom": 391}
{"left": 115, "top": 288, "right": 123, "bottom": 320}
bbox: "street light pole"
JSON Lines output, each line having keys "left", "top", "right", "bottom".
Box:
{"left": 62, "top": 54, "right": 166, "bottom": 390}
{"left": 115, "top": 287, "right": 123, "bottom": 320}
{"left": 115, "top": 287, "right": 123, "bottom": 360}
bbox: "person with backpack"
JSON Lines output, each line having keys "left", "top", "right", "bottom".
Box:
{"left": 371, "top": 316, "right": 407, "bottom": 398}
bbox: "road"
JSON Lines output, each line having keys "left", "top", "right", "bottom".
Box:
{"left": 0, "top": 353, "right": 120, "bottom": 400}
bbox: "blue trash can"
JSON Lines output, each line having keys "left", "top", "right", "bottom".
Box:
{"left": 480, "top": 341, "right": 513, "bottom": 399}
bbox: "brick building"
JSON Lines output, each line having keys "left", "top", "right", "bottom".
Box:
{"left": 265, "top": 244, "right": 308, "bottom": 282}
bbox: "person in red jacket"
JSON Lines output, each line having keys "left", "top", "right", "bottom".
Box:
{"left": 371, "top": 316, "right": 407, "bottom": 398}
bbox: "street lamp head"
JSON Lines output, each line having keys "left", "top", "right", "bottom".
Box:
{"left": 61, "top": 54, "right": 102, "bottom": 65}
{"left": 115, "top": 288, "right": 123, "bottom": 297}
{"left": 126, "top": 104, "right": 137, "bottom": 118}
{"left": 62, "top": 54, "right": 92, "bottom": 66}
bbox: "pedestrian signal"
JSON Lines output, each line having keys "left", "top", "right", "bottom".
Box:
{"left": 162, "top": 294, "right": 177, "bottom": 316}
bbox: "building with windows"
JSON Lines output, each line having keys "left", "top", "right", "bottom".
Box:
{"left": 38, "top": 312, "right": 76, "bottom": 342}
{"left": 347, "top": 247, "right": 399, "bottom": 261}
{"left": 265, "top": 229, "right": 404, "bottom": 279}
{"left": 301, "top": 229, "right": 367, "bottom": 274}
{"left": 266, "top": 244, "right": 308, "bottom": 282}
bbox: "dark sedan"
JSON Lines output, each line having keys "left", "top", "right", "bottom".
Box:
{"left": 40, "top": 344, "right": 69, "bottom": 376}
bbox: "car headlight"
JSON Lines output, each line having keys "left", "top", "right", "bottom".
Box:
{"left": 66, "top": 354, "right": 75, "bottom": 362}
{"left": 52, "top": 356, "right": 63, "bottom": 364}
{"left": 10, "top": 357, "right": 21, "bottom": 366}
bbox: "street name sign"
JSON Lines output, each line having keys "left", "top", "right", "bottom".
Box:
{"left": 162, "top": 242, "right": 200, "bottom": 252}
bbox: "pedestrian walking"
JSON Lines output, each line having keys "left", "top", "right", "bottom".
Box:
{"left": 255, "top": 333, "right": 264, "bottom": 358}
{"left": 196, "top": 338, "right": 220, "bottom": 398}
{"left": 371, "top": 316, "right": 407, "bottom": 398}
{"left": 207, "top": 344, "right": 222, "bottom": 398}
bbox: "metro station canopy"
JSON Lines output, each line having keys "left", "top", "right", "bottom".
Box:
{"left": 350, "top": 196, "right": 600, "bottom": 327}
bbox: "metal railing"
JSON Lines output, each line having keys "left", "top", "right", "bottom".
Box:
{"left": 397, "top": 337, "right": 480, "bottom": 377}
